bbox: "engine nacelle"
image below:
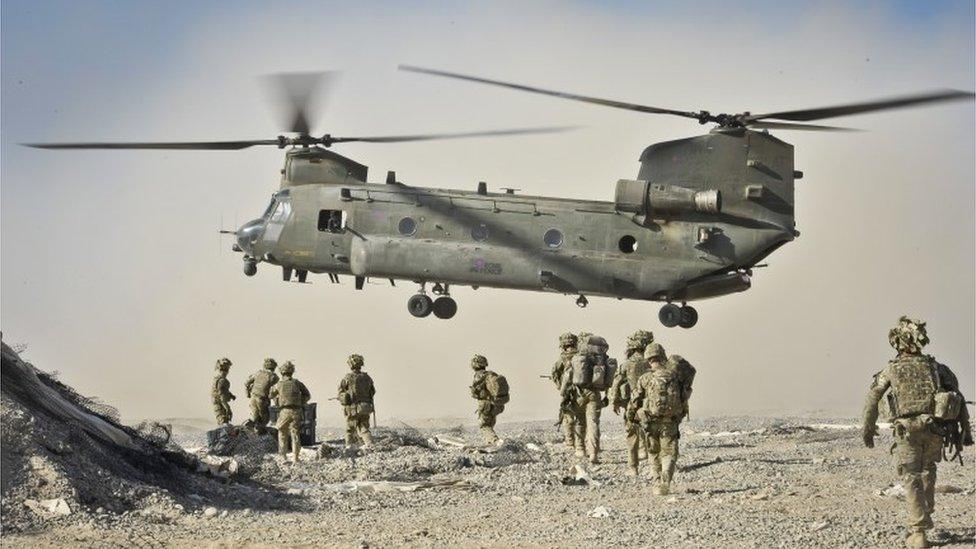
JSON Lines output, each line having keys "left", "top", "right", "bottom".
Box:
{"left": 614, "top": 179, "right": 721, "bottom": 216}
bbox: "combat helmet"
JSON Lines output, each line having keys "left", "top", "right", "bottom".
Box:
{"left": 348, "top": 354, "right": 364, "bottom": 369}
{"left": 279, "top": 360, "right": 295, "bottom": 375}
{"left": 558, "top": 332, "right": 578, "bottom": 349}
{"left": 626, "top": 330, "right": 654, "bottom": 353}
{"left": 644, "top": 342, "right": 667, "bottom": 363}
{"left": 263, "top": 358, "right": 278, "bottom": 370}
{"left": 888, "top": 316, "right": 929, "bottom": 355}
{"left": 471, "top": 354, "right": 488, "bottom": 370}
{"left": 215, "top": 357, "right": 232, "bottom": 371}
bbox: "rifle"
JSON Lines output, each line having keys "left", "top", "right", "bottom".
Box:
{"left": 539, "top": 374, "right": 552, "bottom": 380}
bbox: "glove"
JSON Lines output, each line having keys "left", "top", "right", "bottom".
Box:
{"left": 612, "top": 404, "right": 621, "bottom": 415}
{"left": 601, "top": 396, "right": 609, "bottom": 408}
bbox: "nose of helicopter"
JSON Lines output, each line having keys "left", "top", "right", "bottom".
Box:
{"left": 235, "top": 219, "right": 265, "bottom": 255}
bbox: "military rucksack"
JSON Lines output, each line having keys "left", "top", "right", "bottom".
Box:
{"left": 485, "top": 371, "right": 510, "bottom": 404}
{"left": 886, "top": 355, "right": 938, "bottom": 418}
{"left": 641, "top": 369, "right": 683, "bottom": 419}
{"left": 277, "top": 378, "right": 305, "bottom": 407}
{"left": 348, "top": 372, "right": 374, "bottom": 404}
{"left": 571, "top": 355, "right": 593, "bottom": 387}
{"left": 591, "top": 357, "right": 617, "bottom": 391}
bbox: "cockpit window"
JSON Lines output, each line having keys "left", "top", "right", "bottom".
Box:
{"left": 262, "top": 197, "right": 277, "bottom": 219}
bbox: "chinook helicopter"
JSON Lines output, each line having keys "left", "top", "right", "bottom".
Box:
{"left": 29, "top": 72, "right": 973, "bottom": 327}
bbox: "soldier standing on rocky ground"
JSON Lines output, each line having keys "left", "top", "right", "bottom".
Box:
{"left": 564, "top": 335, "right": 615, "bottom": 464}
{"left": 211, "top": 358, "right": 236, "bottom": 425}
{"left": 551, "top": 333, "right": 579, "bottom": 452}
{"left": 630, "top": 342, "right": 695, "bottom": 494}
{"left": 470, "top": 354, "right": 509, "bottom": 445}
{"left": 270, "top": 361, "right": 311, "bottom": 462}
{"left": 610, "top": 330, "right": 654, "bottom": 476}
{"left": 862, "top": 316, "right": 973, "bottom": 549}
{"left": 244, "top": 358, "right": 279, "bottom": 433}
{"left": 338, "top": 354, "right": 376, "bottom": 450}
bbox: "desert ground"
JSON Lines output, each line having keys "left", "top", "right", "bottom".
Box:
{"left": 2, "top": 343, "right": 974, "bottom": 548}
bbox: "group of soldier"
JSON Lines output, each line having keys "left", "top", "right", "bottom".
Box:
{"left": 547, "top": 330, "right": 695, "bottom": 495}
{"left": 208, "top": 315, "right": 972, "bottom": 548}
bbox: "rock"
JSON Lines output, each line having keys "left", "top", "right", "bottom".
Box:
{"left": 750, "top": 493, "right": 769, "bottom": 501}
{"left": 588, "top": 506, "right": 612, "bottom": 518}
{"left": 203, "top": 506, "right": 218, "bottom": 518}
{"left": 879, "top": 484, "right": 906, "bottom": 498}
{"left": 810, "top": 521, "right": 829, "bottom": 532}
{"left": 24, "top": 498, "right": 72, "bottom": 517}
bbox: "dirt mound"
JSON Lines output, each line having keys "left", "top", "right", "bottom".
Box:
{"left": 0, "top": 342, "right": 294, "bottom": 535}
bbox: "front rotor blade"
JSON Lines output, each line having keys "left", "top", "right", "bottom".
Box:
{"left": 400, "top": 65, "right": 705, "bottom": 121}
{"left": 329, "top": 126, "right": 577, "bottom": 144}
{"left": 24, "top": 140, "right": 279, "bottom": 150}
{"left": 746, "top": 121, "right": 857, "bottom": 132}
{"left": 747, "top": 89, "right": 975, "bottom": 122}
{"left": 264, "top": 71, "right": 338, "bottom": 134}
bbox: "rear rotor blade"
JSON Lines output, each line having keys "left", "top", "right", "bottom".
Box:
{"left": 745, "top": 121, "right": 857, "bottom": 132}
{"left": 264, "top": 71, "right": 337, "bottom": 134}
{"left": 23, "top": 140, "right": 279, "bottom": 150}
{"left": 400, "top": 65, "right": 707, "bottom": 122}
{"left": 329, "top": 126, "right": 577, "bottom": 144}
{"left": 747, "top": 89, "right": 975, "bottom": 122}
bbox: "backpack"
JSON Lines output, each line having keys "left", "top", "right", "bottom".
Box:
{"left": 571, "top": 355, "right": 593, "bottom": 387}
{"left": 641, "top": 370, "right": 683, "bottom": 419}
{"left": 348, "top": 372, "right": 373, "bottom": 404}
{"left": 886, "top": 356, "right": 938, "bottom": 418}
{"left": 486, "top": 371, "right": 510, "bottom": 404}
{"left": 590, "top": 357, "right": 617, "bottom": 391}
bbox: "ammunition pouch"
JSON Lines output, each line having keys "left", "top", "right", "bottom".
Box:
{"left": 933, "top": 391, "right": 963, "bottom": 421}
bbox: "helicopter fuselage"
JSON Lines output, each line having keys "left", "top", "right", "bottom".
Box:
{"left": 237, "top": 128, "right": 798, "bottom": 321}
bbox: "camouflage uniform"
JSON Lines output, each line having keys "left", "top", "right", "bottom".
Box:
{"left": 270, "top": 361, "right": 310, "bottom": 461}
{"left": 338, "top": 354, "right": 376, "bottom": 448}
{"left": 470, "top": 354, "right": 506, "bottom": 444}
{"left": 563, "top": 335, "right": 613, "bottom": 463}
{"left": 211, "top": 358, "right": 236, "bottom": 425}
{"left": 551, "top": 333, "right": 579, "bottom": 451}
{"left": 610, "top": 330, "right": 654, "bottom": 474}
{"left": 630, "top": 342, "right": 693, "bottom": 495}
{"left": 245, "top": 358, "right": 279, "bottom": 431}
{"left": 862, "top": 316, "right": 973, "bottom": 549}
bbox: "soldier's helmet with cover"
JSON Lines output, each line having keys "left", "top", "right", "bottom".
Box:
{"left": 558, "top": 332, "right": 578, "bottom": 349}
{"left": 626, "top": 330, "right": 654, "bottom": 353}
{"left": 216, "top": 357, "right": 232, "bottom": 371}
{"left": 645, "top": 342, "right": 667, "bottom": 363}
{"left": 471, "top": 354, "right": 488, "bottom": 370}
{"left": 263, "top": 358, "right": 278, "bottom": 370}
{"left": 279, "top": 360, "right": 295, "bottom": 375}
{"left": 888, "top": 315, "right": 930, "bottom": 354}
{"left": 348, "top": 354, "right": 365, "bottom": 370}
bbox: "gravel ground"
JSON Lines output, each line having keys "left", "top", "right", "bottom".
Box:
{"left": 5, "top": 413, "right": 974, "bottom": 548}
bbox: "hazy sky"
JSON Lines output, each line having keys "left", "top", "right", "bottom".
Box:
{"left": 2, "top": 1, "right": 973, "bottom": 426}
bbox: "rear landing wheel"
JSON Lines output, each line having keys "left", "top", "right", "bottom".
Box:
{"left": 678, "top": 306, "right": 698, "bottom": 329}
{"left": 432, "top": 296, "right": 458, "bottom": 319}
{"left": 659, "top": 303, "right": 681, "bottom": 328}
{"left": 407, "top": 294, "right": 433, "bottom": 318}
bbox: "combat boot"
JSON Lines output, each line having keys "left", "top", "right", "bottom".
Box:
{"left": 905, "top": 531, "right": 930, "bottom": 548}
{"left": 652, "top": 482, "right": 670, "bottom": 496}
{"left": 625, "top": 465, "right": 639, "bottom": 477}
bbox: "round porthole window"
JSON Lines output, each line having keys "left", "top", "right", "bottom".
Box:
{"left": 543, "top": 228, "right": 564, "bottom": 249}
{"left": 619, "top": 235, "right": 638, "bottom": 254}
{"left": 471, "top": 224, "right": 489, "bottom": 242}
{"left": 398, "top": 217, "right": 417, "bottom": 236}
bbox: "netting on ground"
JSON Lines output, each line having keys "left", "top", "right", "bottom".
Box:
{"left": 34, "top": 369, "right": 121, "bottom": 424}
{"left": 135, "top": 421, "right": 173, "bottom": 448}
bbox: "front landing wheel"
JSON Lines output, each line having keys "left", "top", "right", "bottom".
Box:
{"left": 432, "top": 296, "right": 458, "bottom": 319}
{"left": 407, "top": 294, "right": 433, "bottom": 318}
{"left": 659, "top": 303, "right": 681, "bottom": 328}
{"left": 678, "top": 306, "right": 698, "bottom": 329}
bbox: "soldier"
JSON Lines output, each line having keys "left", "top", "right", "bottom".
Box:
{"left": 270, "top": 361, "right": 310, "bottom": 462}
{"left": 470, "top": 354, "right": 509, "bottom": 444}
{"left": 211, "top": 358, "right": 236, "bottom": 425}
{"left": 551, "top": 333, "right": 579, "bottom": 451}
{"left": 862, "top": 316, "right": 973, "bottom": 549}
{"left": 564, "top": 335, "right": 615, "bottom": 464}
{"left": 630, "top": 342, "right": 694, "bottom": 495}
{"left": 338, "top": 354, "right": 376, "bottom": 449}
{"left": 610, "top": 330, "right": 654, "bottom": 475}
{"left": 244, "top": 358, "right": 279, "bottom": 433}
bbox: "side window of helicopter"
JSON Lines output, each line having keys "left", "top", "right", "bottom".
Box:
{"left": 398, "top": 217, "right": 418, "bottom": 236}
{"left": 543, "top": 228, "right": 564, "bottom": 249}
{"left": 470, "top": 223, "right": 489, "bottom": 242}
{"left": 317, "top": 209, "right": 346, "bottom": 234}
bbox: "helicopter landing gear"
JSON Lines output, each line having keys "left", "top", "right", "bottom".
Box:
{"left": 576, "top": 295, "right": 589, "bottom": 308}
{"left": 431, "top": 284, "right": 457, "bottom": 319}
{"left": 659, "top": 303, "right": 698, "bottom": 329}
{"left": 243, "top": 258, "right": 257, "bottom": 277}
{"left": 407, "top": 293, "right": 433, "bottom": 317}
